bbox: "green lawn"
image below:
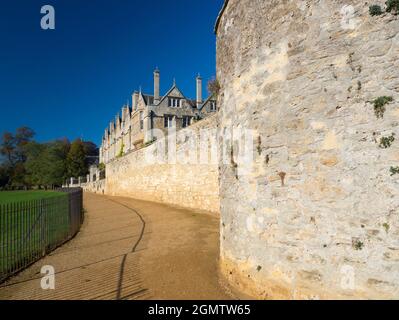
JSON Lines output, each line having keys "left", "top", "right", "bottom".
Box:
{"left": 0, "top": 191, "right": 70, "bottom": 281}
{"left": 0, "top": 191, "right": 65, "bottom": 205}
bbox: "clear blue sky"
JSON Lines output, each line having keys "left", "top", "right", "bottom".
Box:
{"left": 0, "top": 0, "right": 223, "bottom": 146}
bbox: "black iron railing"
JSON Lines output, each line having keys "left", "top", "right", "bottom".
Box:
{"left": 0, "top": 188, "right": 84, "bottom": 283}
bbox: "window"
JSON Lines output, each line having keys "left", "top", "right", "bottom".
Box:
{"left": 140, "top": 111, "right": 144, "bottom": 130}
{"left": 182, "top": 116, "right": 191, "bottom": 128}
{"left": 168, "top": 98, "right": 181, "bottom": 108}
{"left": 210, "top": 101, "right": 217, "bottom": 112}
{"left": 164, "top": 115, "right": 174, "bottom": 128}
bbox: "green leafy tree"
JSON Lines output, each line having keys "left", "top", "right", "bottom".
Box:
{"left": 67, "top": 139, "right": 88, "bottom": 178}
{"left": 14, "top": 127, "right": 35, "bottom": 162}
{"left": 24, "top": 142, "right": 47, "bottom": 187}
{"left": 0, "top": 127, "right": 35, "bottom": 187}
{"left": 45, "top": 139, "right": 71, "bottom": 186}
{"left": 25, "top": 139, "right": 71, "bottom": 188}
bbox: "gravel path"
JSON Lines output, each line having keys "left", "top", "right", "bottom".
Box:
{"left": 0, "top": 193, "right": 231, "bottom": 300}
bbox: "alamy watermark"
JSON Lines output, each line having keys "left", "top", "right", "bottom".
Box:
{"left": 40, "top": 5, "right": 55, "bottom": 30}
{"left": 40, "top": 265, "right": 55, "bottom": 290}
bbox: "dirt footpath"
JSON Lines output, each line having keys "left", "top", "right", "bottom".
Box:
{"left": 0, "top": 193, "right": 231, "bottom": 300}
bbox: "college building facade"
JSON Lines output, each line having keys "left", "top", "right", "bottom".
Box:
{"left": 100, "top": 69, "right": 217, "bottom": 164}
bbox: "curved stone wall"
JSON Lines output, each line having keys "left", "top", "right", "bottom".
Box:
{"left": 216, "top": 0, "right": 399, "bottom": 299}
{"left": 104, "top": 114, "right": 220, "bottom": 214}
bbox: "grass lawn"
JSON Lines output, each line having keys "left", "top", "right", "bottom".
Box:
{"left": 0, "top": 191, "right": 65, "bottom": 205}
{"left": 0, "top": 191, "right": 70, "bottom": 281}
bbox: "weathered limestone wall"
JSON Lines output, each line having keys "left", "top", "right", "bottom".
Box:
{"left": 104, "top": 114, "right": 220, "bottom": 214}
{"left": 217, "top": 0, "right": 399, "bottom": 299}
{"left": 82, "top": 179, "right": 106, "bottom": 195}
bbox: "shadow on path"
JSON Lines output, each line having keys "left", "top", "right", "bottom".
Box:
{"left": 107, "top": 198, "right": 147, "bottom": 300}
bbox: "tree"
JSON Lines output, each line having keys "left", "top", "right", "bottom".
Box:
{"left": 45, "top": 139, "right": 71, "bottom": 186}
{"left": 67, "top": 139, "right": 88, "bottom": 178}
{"left": 0, "top": 127, "right": 97, "bottom": 188}
{"left": 24, "top": 142, "right": 47, "bottom": 187}
{"left": 0, "top": 165, "right": 10, "bottom": 189}
{"left": 83, "top": 141, "right": 99, "bottom": 166}
{"left": 14, "top": 127, "right": 35, "bottom": 163}
{"left": 0, "top": 127, "right": 35, "bottom": 187}
{"left": 25, "top": 139, "right": 71, "bottom": 188}
{"left": 0, "top": 132, "right": 16, "bottom": 165}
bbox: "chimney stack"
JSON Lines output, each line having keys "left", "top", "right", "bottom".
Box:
{"left": 154, "top": 68, "right": 160, "bottom": 104}
{"left": 132, "top": 91, "right": 139, "bottom": 110}
{"left": 196, "top": 74, "right": 203, "bottom": 109}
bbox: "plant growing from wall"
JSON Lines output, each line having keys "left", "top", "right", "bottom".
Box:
{"left": 386, "top": 0, "right": 399, "bottom": 14}
{"left": 208, "top": 78, "right": 221, "bottom": 98}
{"left": 369, "top": 5, "right": 384, "bottom": 16}
{"left": 117, "top": 143, "right": 124, "bottom": 158}
{"left": 390, "top": 166, "right": 399, "bottom": 176}
{"left": 379, "top": 133, "right": 396, "bottom": 148}
{"left": 353, "top": 239, "right": 364, "bottom": 251}
{"left": 98, "top": 162, "right": 105, "bottom": 171}
{"left": 372, "top": 96, "right": 393, "bottom": 119}
{"left": 383, "top": 223, "right": 390, "bottom": 233}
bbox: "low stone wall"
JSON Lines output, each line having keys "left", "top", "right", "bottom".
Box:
{"left": 102, "top": 115, "right": 220, "bottom": 214}
{"left": 82, "top": 179, "right": 106, "bottom": 195}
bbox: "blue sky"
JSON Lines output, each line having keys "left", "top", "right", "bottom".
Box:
{"left": 0, "top": 0, "right": 223, "bottom": 145}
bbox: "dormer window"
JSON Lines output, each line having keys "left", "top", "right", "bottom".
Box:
{"left": 210, "top": 101, "right": 217, "bottom": 112}
{"left": 168, "top": 98, "right": 181, "bottom": 108}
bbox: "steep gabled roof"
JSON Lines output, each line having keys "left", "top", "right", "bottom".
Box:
{"left": 198, "top": 95, "right": 216, "bottom": 112}
{"left": 187, "top": 99, "right": 197, "bottom": 108}
{"left": 157, "top": 84, "right": 187, "bottom": 105}
{"left": 142, "top": 94, "right": 155, "bottom": 106}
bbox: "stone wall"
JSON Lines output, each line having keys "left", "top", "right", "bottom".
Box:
{"left": 103, "top": 114, "right": 220, "bottom": 214}
{"left": 217, "top": 0, "right": 399, "bottom": 299}
{"left": 82, "top": 179, "right": 106, "bottom": 195}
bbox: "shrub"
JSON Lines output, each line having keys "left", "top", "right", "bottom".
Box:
{"left": 390, "top": 166, "right": 399, "bottom": 176}
{"left": 98, "top": 163, "right": 105, "bottom": 171}
{"left": 379, "top": 133, "right": 396, "bottom": 148}
{"left": 369, "top": 5, "right": 384, "bottom": 16}
{"left": 386, "top": 0, "right": 399, "bottom": 14}
{"left": 207, "top": 78, "right": 221, "bottom": 98}
{"left": 353, "top": 240, "right": 364, "bottom": 251}
{"left": 372, "top": 96, "right": 393, "bottom": 119}
{"left": 117, "top": 143, "right": 124, "bottom": 158}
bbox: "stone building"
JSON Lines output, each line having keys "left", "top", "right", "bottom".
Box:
{"left": 216, "top": 0, "right": 399, "bottom": 299}
{"left": 100, "top": 69, "right": 217, "bottom": 164}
